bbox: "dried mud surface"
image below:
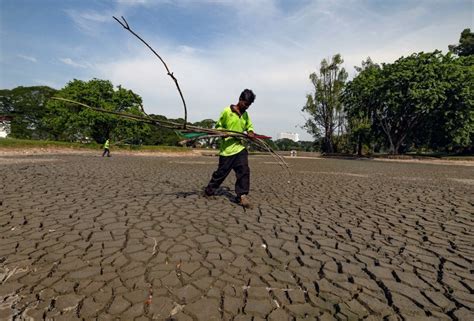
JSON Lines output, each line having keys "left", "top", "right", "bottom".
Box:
{"left": 0, "top": 153, "right": 473, "bottom": 320}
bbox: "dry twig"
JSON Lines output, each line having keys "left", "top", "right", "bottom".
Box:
{"left": 113, "top": 16, "right": 188, "bottom": 128}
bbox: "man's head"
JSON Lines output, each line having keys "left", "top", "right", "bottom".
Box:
{"left": 238, "top": 89, "right": 256, "bottom": 112}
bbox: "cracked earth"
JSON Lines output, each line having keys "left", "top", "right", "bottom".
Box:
{"left": 0, "top": 153, "right": 473, "bottom": 320}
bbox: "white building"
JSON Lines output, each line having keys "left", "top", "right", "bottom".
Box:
{"left": 278, "top": 132, "right": 299, "bottom": 142}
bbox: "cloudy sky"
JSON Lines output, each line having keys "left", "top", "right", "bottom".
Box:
{"left": 0, "top": 0, "right": 471, "bottom": 140}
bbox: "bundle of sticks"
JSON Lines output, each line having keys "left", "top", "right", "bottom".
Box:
{"left": 52, "top": 97, "right": 289, "bottom": 173}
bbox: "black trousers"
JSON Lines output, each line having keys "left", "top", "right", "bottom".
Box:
{"left": 206, "top": 149, "right": 250, "bottom": 197}
{"left": 102, "top": 148, "right": 110, "bottom": 157}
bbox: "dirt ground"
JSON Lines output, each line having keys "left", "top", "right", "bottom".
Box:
{"left": 0, "top": 150, "right": 473, "bottom": 320}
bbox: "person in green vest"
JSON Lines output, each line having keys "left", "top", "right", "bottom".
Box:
{"left": 102, "top": 138, "right": 111, "bottom": 157}
{"left": 204, "top": 89, "right": 256, "bottom": 208}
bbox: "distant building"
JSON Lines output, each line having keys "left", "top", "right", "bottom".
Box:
{"left": 279, "top": 132, "right": 299, "bottom": 142}
{"left": 0, "top": 116, "right": 12, "bottom": 138}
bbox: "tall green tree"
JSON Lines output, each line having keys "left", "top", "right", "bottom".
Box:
{"left": 0, "top": 86, "right": 57, "bottom": 139}
{"left": 45, "top": 79, "right": 149, "bottom": 143}
{"left": 375, "top": 52, "right": 449, "bottom": 154}
{"left": 449, "top": 28, "right": 474, "bottom": 57}
{"left": 302, "top": 54, "right": 348, "bottom": 153}
{"left": 343, "top": 58, "right": 381, "bottom": 155}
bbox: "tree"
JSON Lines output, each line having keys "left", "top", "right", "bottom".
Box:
{"left": 0, "top": 86, "right": 57, "bottom": 139}
{"left": 45, "top": 79, "right": 149, "bottom": 143}
{"left": 345, "top": 52, "right": 473, "bottom": 155}
{"left": 441, "top": 54, "right": 474, "bottom": 152}
{"left": 416, "top": 54, "right": 474, "bottom": 152}
{"left": 302, "top": 54, "right": 348, "bottom": 153}
{"left": 298, "top": 140, "right": 319, "bottom": 152}
{"left": 274, "top": 138, "right": 300, "bottom": 151}
{"left": 375, "top": 51, "right": 453, "bottom": 154}
{"left": 193, "top": 119, "right": 216, "bottom": 129}
{"left": 140, "top": 114, "right": 182, "bottom": 146}
{"left": 449, "top": 28, "right": 474, "bottom": 57}
{"left": 343, "top": 58, "right": 381, "bottom": 155}
{"left": 191, "top": 118, "right": 217, "bottom": 148}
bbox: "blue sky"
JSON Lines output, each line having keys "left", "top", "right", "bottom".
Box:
{"left": 1, "top": 0, "right": 472, "bottom": 140}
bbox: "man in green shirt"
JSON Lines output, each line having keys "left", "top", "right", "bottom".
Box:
{"left": 102, "top": 138, "right": 111, "bottom": 157}
{"left": 204, "top": 89, "right": 256, "bottom": 208}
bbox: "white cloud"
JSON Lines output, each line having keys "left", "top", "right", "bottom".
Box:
{"left": 17, "top": 54, "right": 37, "bottom": 63}
{"left": 177, "top": 45, "right": 199, "bottom": 55}
{"left": 65, "top": 8, "right": 116, "bottom": 34}
{"left": 59, "top": 58, "right": 88, "bottom": 69}
{"left": 116, "top": 0, "right": 156, "bottom": 5}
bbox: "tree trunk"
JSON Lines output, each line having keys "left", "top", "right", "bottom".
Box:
{"left": 389, "top": 141, "right": 396, "bottom": 154}
{"left": 324, "top": 135, "right": 334, "bottom": 153}
{"left": 357, "top": 133, "right": 362, "bottom": 156}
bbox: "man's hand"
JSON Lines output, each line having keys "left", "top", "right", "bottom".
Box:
{"left": 247, "top": 131, "right": 255, "bottom": 139}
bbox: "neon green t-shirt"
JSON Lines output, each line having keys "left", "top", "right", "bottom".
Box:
{"left": 215, "top": 106, "right": 254, "bottom": 156}
{"left": 104, "top": 140, "right": 110, "bottom": 149}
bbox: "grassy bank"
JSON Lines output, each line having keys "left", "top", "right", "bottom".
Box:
{"left": 322, "top": 152, "right": 473, "bottom": 162}
{"left": 374, "top": 152, "right": 474, "bottom": 161}
{"left": 0, "top": 138, "right": 191, "bottom": 153}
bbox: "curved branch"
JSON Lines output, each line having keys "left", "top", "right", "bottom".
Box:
{"left": 113, "top": 16, "right": 188, "bottom": 128}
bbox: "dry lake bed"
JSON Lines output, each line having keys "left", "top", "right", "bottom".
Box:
{"left": 1, "top": 152, "right": 473, "bottom": 320}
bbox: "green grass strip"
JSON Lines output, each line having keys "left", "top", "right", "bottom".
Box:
{"left": 0, "top": 138, "right": 191, "bottom": 153}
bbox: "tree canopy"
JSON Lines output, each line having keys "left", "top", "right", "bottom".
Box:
{"left": 302, "top": 54, "right": 348, "bottom": 153}
{"left": 449, "top": 28, "right": 474, "bottom": 57}
{"left": 44, "top": 79, "right": 149, "bottom": 143}
{"left": 0, "top": 86, "right": 57, "bottom": 139}
{"left": 0, "top": 81, "right": 222, "bottom": 147}
{"left": 343, "top": 51, "right": 473, "bottom": 154}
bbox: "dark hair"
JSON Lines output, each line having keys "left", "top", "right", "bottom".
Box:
{"left": 239, "top": 89, "right": 256, "bottom": 104}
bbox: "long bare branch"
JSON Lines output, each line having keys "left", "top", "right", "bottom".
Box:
{"left": 113, "top": 15, "right": 188, "bottom": 128}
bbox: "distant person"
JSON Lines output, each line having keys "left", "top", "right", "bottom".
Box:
{"left": 102, "top": 139, "right": 111, "bottom": 157}
{"left": 204, "top": 89, "right": 256, "bottom": 208}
